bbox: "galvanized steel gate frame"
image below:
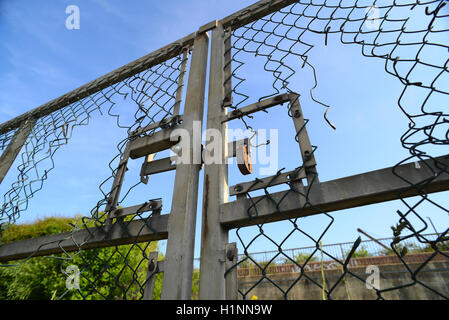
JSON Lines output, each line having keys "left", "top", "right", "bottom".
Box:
{"left": 0, "top": 0, "right": 448, "bottom": 300}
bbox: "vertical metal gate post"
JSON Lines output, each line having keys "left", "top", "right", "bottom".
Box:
{"left": 198, "top": 22, "right": 230, "bottom": 300}
{"left": 161, "top": 31, "right": 209, "bottom": 300}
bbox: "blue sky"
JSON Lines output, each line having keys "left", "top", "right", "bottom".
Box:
{"left": 0, "top": 0, "right": 448, "bottom": 260}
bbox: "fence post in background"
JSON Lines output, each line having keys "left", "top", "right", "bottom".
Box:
{"left": 161, "top": 31, "right": 209, "bottom": 300}
{"left": 0, "top": 118, "right": 36, "bottom": 184}
{"left": 199, "top": 21, "right": 230, "bottom": 300}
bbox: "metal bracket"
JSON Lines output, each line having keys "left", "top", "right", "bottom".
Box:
{"left": 218, "top": 248, "right": 227, "bottom": 263}
{"left": 225, "top": 243, "right": 238, "bottom": 300}
{"left": 160, "top": 115, "right": 183, "bottom": 130}
{"left": 230, "top": 167, "right": 307, "bottom": 196}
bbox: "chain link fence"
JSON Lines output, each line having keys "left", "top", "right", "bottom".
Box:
{"left": 0, "top": 0, "right": 448, "bottom": 300}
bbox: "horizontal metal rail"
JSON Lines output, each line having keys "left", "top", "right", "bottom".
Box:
{"left": 221, "top": 155, "right": 449, "bottom": 229}
{"left": 0, "top": 33, "right": 196, "bottom": 135}
{"left": 0, "top": 214, "right": 169, "bottom": 263}
{"left": 223, "top": 93, "right": 292, "bottom": 122}
{"left": 241, "top": 233, "right": 443, "bottom": 261}
{"left": 0, "top": 118, "right": 36, "bottom": 184}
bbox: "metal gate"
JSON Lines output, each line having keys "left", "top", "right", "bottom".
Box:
{"left": 1, "top": 0, "right": 448, "bottom": 300}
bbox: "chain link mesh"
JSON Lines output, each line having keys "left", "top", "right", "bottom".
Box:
{"left": 225, "top": 0, "right": 449, "bottom": 300}
{"left": 0, "top": 50, "right": 188, "bottom": 299}
{"left": 0, "top": 0, "right": 448, "bottom": 300}
{"left": 0, "top": 130, "right": 16, "bottom": 152}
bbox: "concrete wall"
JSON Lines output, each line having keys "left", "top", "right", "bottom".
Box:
{"left": 237, "top": 254, "right": 449, "bottom": 300}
